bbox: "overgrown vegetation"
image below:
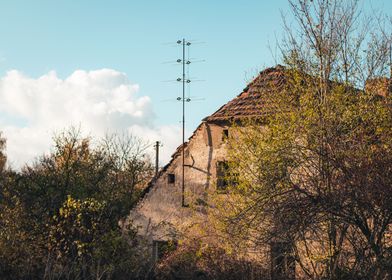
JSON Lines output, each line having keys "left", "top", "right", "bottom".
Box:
{"left": 0, "top": 129, "right": 153, "bottom": 279}
{"left": 219, "top": 0, "right": 392, "bottom": 279}
{"left": 1, "top": 1, "right": 392, "bottom": 279}
{"left": 155, "top": 239, "right": 268, "bottom": 280}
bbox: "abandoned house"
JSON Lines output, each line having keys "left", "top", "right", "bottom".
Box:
{"left": 127, "top": 65, "right": 295, "bottom": 275}
{"left": 127, "top": 65, "right": 391, "bottom": 278}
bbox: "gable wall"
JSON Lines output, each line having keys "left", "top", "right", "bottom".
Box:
{"left": 129, "top": 121, "right": 229, "bottom": 242}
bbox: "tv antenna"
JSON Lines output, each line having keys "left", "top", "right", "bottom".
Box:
{"left": 175, "top": 38, "right": 204, "bottom": 207}
{"left": 162, "top": 38, "right": 204, "bottom": 207}
{"left": 179, "top": 38, "right": 191, "bottom": 207}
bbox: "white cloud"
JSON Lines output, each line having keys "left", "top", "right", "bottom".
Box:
{"left": 0, "top": 69, "right": 181, "bottom": 168}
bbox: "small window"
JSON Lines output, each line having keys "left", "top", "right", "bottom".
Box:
{"left": 216, "top": 161, "right": 238, "bottom": 191}
{"left": 217, "top": 161, "right": 229, "bottom": 190}
{"left": 271, "top": 242, "right": 295, "bottom": 280}
{"left": 168, "top": 173, "right": 175, "bottom": 184}
{"left": 222, "top": 129, "right": 229, "bottom": 141}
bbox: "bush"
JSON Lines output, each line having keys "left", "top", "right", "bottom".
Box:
{"left": 155, "top": 240, "right": 268, "bottom": 280}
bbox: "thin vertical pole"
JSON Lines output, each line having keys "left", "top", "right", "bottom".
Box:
{"left": 182, "top": 38, "right": 186, "bottom": 207}
{"left": 155, "top": 141, "right": 160, "bottom": 177}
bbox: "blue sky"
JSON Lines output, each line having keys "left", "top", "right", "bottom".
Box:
{"left": 0, "top": 0, "right": 390, "bottom": 167}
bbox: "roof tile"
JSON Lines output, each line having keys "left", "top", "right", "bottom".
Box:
{"left": 204, "top": 65, "right": 286, "bottom": 122}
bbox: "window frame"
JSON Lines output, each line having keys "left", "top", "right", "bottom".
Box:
{"left": 167, "top": 173, "right": 175, "bottom": 184}
{"left": 222, "top": 128, "right": 229, "bottom": 141}
{"left": 216, "top": 161, "right": 238, "bottom": 191}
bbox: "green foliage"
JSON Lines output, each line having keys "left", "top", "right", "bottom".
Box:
{"left": 221, "top": 1, "right": 392, "bottom": 278}
{"left": 0, "top": 129, "right": 153, "bottom": 279}
{"left": 46, "top": 196, "right": 140, "bottom": 279}
{"left": 224, "top": 71, "right": 392, "bottom": 278}
{"left": 50, "top": 196, "right": 107, "bottom": 261}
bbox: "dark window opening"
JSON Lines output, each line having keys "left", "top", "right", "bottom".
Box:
{"left": 271, "top": 242, "right": 295, "bottom": 280}
{"left": 216, "top": 161, "right": 238, "bottom": 191}
{"left": 217, "top": 161, "right": 229, "bottom": 190}
{"left": 222, "top": 129, "right": 229, "bottom": 141}
{"left": 168, "top": 173, "right": 175, "bottom": 184}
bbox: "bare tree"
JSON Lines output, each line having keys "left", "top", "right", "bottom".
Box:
{"left": 219, "top": 1, "right": 392, "bottom": 279}
{"left": 0, "top": 132, "right": 6, "bottom": 172}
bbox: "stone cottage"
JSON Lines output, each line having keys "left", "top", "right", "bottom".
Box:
{"left": 128, "top": 65, "right": 287, "bottom": 261}
{"left": 127, "top": 65, "right": 392, "bottom": 279}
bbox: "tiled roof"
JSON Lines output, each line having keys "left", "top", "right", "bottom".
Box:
{"left": 204, "top": 65, "right": 286, "bottom": 122}
{"left": 138, "top": 66, "right": 287, "bottom": 201}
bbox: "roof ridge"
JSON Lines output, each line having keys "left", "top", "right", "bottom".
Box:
{"left": 243, "top": 64, "right": 285, "bottom": 92}
{"left": 204, "top": 65, "right": 286, "bottom": 122}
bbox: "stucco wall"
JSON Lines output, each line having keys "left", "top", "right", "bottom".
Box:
{"left": 128, "top": 121, "right": 229, "bottom": 242}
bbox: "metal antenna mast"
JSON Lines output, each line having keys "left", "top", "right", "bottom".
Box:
{"left": 161, "top": 39, "right": 204, "bottom": 206}
{"left": 159, "top": 39, "right": 205, "bottom": 209}
{"left": 177, "top": 38, "right": 191, "bottom": 207}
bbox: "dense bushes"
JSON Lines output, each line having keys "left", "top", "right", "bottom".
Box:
{"left": 155, "top": 240, "right": 268, "bottom": 280}
{"left": 0, "top": 129, "right": 153, "bottom": 279}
